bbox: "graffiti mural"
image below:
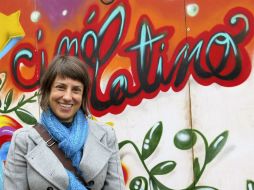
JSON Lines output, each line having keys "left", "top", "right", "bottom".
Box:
{"left": 0, "top": 0, "right": 254, "bottom": 189}
{"left": 119, "top": 122, "right": 228, "bottom": 190}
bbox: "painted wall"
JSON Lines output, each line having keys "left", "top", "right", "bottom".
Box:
{"left": 0, "top": 0, "right": 254, "bottom": 189}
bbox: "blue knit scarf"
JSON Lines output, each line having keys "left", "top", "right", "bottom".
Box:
{"left": 41, "top": 109, "right": 88, "bottom": 190}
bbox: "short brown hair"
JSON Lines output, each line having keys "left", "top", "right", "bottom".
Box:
{"left": 39, "top": 55, "right": 91, "bottom": 115}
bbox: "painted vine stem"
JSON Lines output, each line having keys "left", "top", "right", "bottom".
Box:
{"left": 119, "top": 121, "right": 229, "bottom": 190}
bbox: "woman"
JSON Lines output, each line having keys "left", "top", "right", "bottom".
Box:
{"left": 4, "top": 55, "right": 125, "bottom": 190}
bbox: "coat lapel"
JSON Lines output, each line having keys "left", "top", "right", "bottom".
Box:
{"left": 25, "top": 128, "right": 69, "bottom": 190}
{"left": 79, "top": 124, "right": 112, "bottom": 182}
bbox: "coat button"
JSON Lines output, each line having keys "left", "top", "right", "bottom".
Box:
{"left": 87, "top": 180, "right": 94, "bottom": 186}
{"left": 47, "top": 187, "right": 53, "bottom": 190}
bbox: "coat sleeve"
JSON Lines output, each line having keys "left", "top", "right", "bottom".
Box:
{"left": 4, "top": 129, "right": 29, "bottom": 190}
{"left": 103, "top": 128, "right": 125, "bottom": 190}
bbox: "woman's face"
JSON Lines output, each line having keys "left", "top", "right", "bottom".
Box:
{"left": 49, "top": 75, "right": 84, "bottom": 122}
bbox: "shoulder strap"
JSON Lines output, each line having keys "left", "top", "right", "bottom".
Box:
{"left": 33, "top": 124, "right": 88, "bottom": 187}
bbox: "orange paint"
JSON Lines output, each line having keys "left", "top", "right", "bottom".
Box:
{"left": 121, "top": 162, "right": 129, "bottom": 184}
{"left": 19, "top": 63, "right": 36, "bottom": 80}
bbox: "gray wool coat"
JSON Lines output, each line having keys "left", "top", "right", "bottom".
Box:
{"left": 4, "top": 119, "right": 125, "bottom": 190}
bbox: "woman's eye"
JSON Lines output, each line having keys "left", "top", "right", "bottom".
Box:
{"left": 73, "top": 88, "right": 82, "bottom": 94}
{"left": 56, "top": 86, "right": 65, "bottom": 90}
{"left": 73, "top": 89, "right": 81, "bottom": 93}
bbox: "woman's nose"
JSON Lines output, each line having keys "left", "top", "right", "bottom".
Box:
{"left": 62, "top": 90, "right": 72, "bottom": 100}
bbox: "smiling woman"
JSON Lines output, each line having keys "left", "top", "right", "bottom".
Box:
{"left": 39, "top": 56, "right": 90, "bottom": 123}
{"left": 39, "top": 56, "right": 90, "bottom": 117}
{"left": 4, "top": 55, "right": 125, "bottom": 190}
{"left": 49, "top": 76, "right": 84, "bottom": 123}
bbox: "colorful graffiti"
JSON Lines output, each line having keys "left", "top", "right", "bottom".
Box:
{"left": 0, "top": 115, "right": 22, "bottom": 189}
{"left": 0, "top": 72, "right": 38, "bottom": 125}
{"left": 1, "top": 0, "right": 254, "bottom": 189}
{"left": 8, "top": 2, "right": 254, "bottom": 116}
{"left": 119, "top": 122, "right": 228, "bottom": 190}
{"left": 0, "top": 11, "right": 25, "bottom": 59}
{"left": 0, "top": 115, "right": 22, "bottom": 159}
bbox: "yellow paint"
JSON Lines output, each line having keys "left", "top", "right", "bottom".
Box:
{"left": 90, "top": 115, "right": 114, "bottom": 127}
{"left": 0, "top": 115, "right": 22, "bottom": 129}
{"left": 0, "top": 11, "right": 25, "bottom": 51}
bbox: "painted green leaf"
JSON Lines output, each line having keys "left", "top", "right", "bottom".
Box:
{"left": 118, "top": 140, "right": 130, "bottom": 150}
{"left": 4, "top": 89, "right": 13, "bottom": 110}
{"left": 129, "top": 176, "right": 148, "bottom": 190}
{"left": 174, "top": 129, "right": 197, "bottom": 150}
{"left": 27, "top": 98, "right": 37, "bottom": 103}
{"left": 206, "top": 131, "right": 228, "bottom": 163}
{"left": 15, "top": 108, "right": 37, "bottom": 125}
{"left": 194, "top": 186, "right": 218, "bottom": 190}
{"left": 0, "top": 99, "right": 2, "bottom": 108}
{"left": 141, "top": 121, "right": 163, "bottom": 160}
{"left": 247, "top": 180, "right": 254, "bottom": 190}
{"left": 34, "top": 91, "right": 39, "bottom": 96}
{"left": 150, "top": 178, "right": 160, "bottom": 190}
{"left": 150, "top": 177, "right": 172, "bottom": 190}
{"left": 193, "top": 157, "right": 200, "bottom": 180}
{"left": 18, "top": 95, "right": 25, "bottom": 105}
{"left": 150, "top": 161, "right": 176, "bottom": 175}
